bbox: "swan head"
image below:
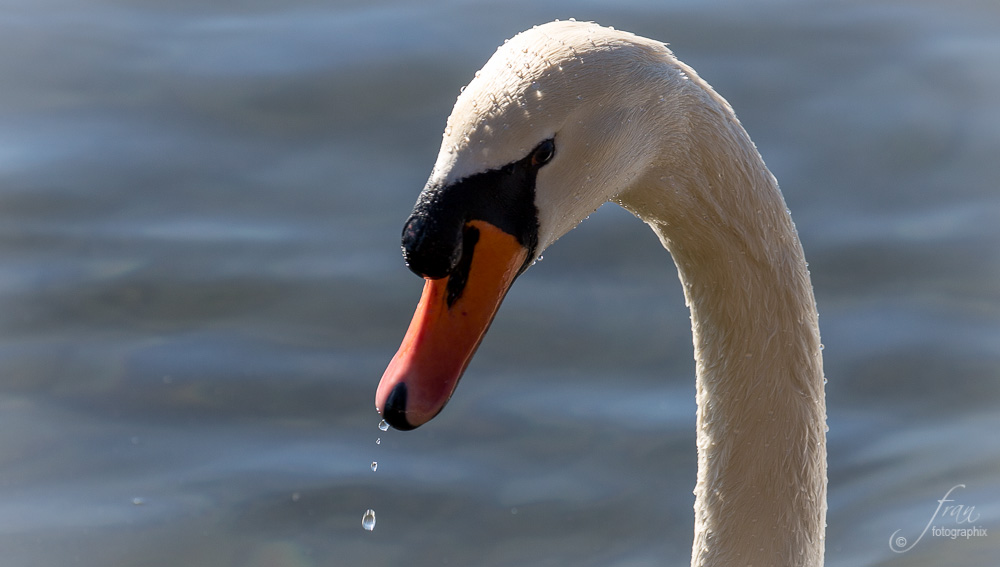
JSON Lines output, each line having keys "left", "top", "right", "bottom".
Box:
{"left": 427, "top": 20, "right": 689, "bottom": 253}
{"left": 377, "top": 21, "right": 697, "bottom": 429}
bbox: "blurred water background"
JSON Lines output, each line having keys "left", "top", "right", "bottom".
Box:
{"left": 1, "top": 0, "right": 999, "bottom": 565}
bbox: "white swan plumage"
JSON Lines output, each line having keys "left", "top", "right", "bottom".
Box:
{"left": 376, "top": 20, "right": 827, "bottom": 567}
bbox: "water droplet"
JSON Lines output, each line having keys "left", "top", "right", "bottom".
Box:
{"left": 362, "top": 509, "right": 376, "bottom": 531}
{"left": 376, "top": 437, "right": 381, "bottom": 445}
{"left": 824, "top": 424, "right": 830, "bottom": 433}
{"left": 378, "top": 420, "right": 389, "bottom": 432}
{"left": 568, "top": 17, "right": 576, "bottom": 21}
{"left": 823, "top": 377, "right": 828, "bottom": 385}
{"left": 371, "top": 461, "right": 378, "bottom": 472}
{"left": 460, "top": 85, "right": 466, "bottom": 93}
{"left": 818, "top": 344, "right": 825, "bottom": 351}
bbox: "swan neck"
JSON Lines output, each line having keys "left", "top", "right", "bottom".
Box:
{"left": 622, "top": 119, "right": 827, "bottom": 566}
{"left": 682, "top": 217, "right": 827, "bottom": 567}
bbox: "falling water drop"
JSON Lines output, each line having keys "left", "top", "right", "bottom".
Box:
{"left": 362, "top": 509, "right": 376, "bottom": 531}
{"left": 378, "top": 420, "right": 389, "bottom": 432}
{"left": 376, "top": 437, "right": 381, "bottom": 445}
{"left": 371, "top": 461, "right": 378, "bottom": 472}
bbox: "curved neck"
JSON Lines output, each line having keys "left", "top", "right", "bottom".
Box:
{"left": 619, "top": 107, "right": 827, "bottom": 567}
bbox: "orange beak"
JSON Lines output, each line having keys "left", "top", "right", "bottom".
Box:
{"left": 376, "top": 220, "right": 529, "bottom": 430}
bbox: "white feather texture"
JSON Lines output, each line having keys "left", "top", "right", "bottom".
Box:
{"left": 430, "top": 20, "right": 827, "bottom": 567}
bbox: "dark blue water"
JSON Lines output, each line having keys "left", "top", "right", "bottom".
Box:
{"left": 1, "top": 1, "right": 998, "bottom": 565}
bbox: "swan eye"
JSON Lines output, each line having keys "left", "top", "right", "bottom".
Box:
{"left": 530, "top": 139, "right": 555, "bottom": 167}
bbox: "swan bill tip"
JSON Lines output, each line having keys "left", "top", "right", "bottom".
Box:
{"left": 382, "top": 382, "right": 420, "bottom": 431}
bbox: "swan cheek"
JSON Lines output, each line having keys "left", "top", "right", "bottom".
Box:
{"left": 376, "top": 220, "right": 528, "bottom": 430}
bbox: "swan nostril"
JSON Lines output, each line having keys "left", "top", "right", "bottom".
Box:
{"left": 382, "top": 383, "right": 418, "bottom": 431}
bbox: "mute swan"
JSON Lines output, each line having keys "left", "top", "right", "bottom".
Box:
{"left": 376, "top": 20, "right": 826, "bottom": 567}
